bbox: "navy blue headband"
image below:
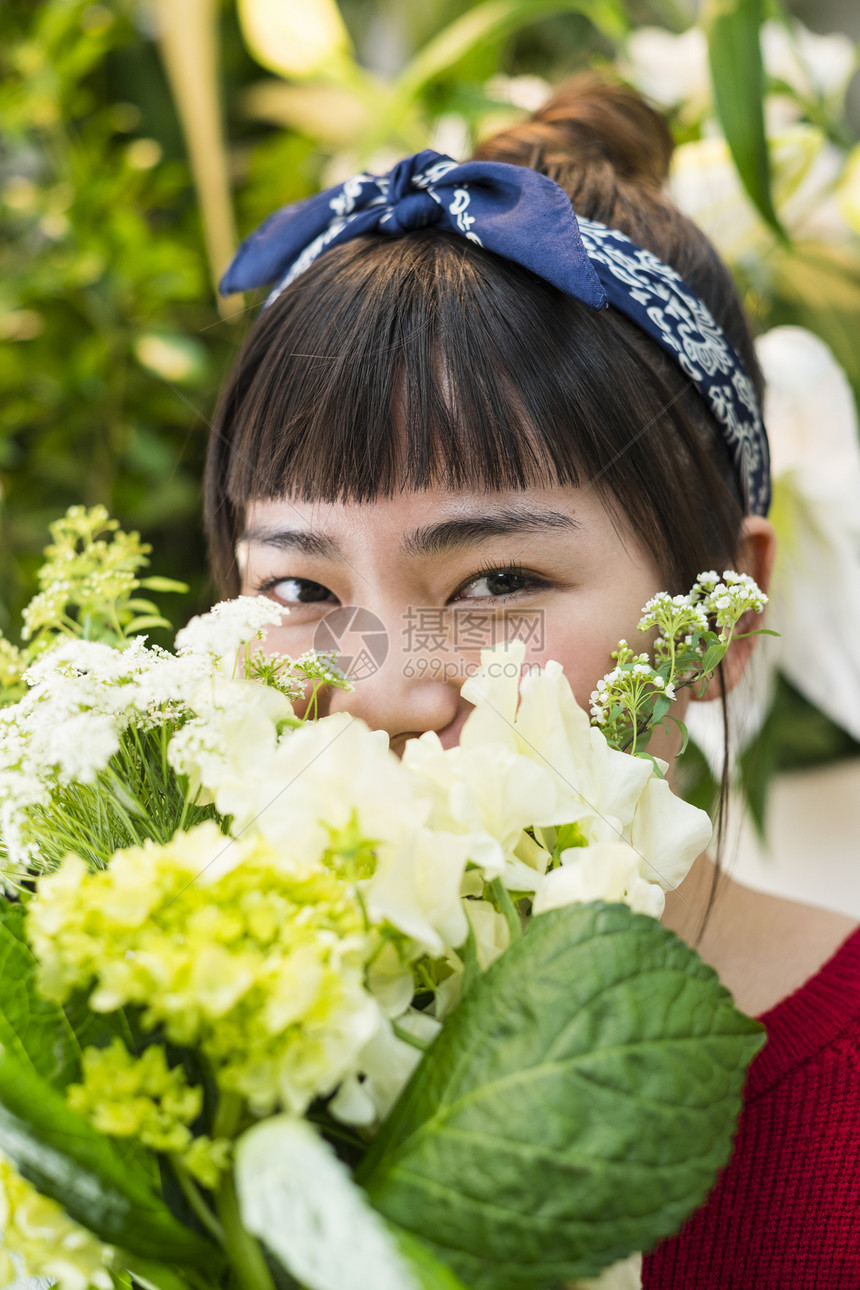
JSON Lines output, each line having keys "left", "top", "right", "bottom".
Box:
{"left": 220, "top": 149, "right": 770, "bottom": 515}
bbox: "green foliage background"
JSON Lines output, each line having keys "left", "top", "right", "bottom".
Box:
{"left": 2, "top": 0, "right": 860, "bottom": 813}
{"left": 0, "top": 0, "right": 620, "bottom": 636}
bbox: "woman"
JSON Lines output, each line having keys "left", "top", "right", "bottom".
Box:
{"left": 207, "top": 78, "right": 860, "bottom": 1286}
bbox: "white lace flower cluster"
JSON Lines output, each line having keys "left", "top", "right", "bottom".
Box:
{"left": 0, "top": 597, "right": 348, "bottom": 878}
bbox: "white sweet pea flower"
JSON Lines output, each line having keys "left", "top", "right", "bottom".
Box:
{"left": 431, "top": 899, "right": 511, "bottom": 1021}
{"left": 514, "top": 659, "right": 655, "bottom": 837}
{"left": 363, "top": 824, "right": 470, "bottom": 957}
{"left": 448, "top": 642, "right": 710, "bottom": 902}
{"left": 465, "top": 897, "right": 511, "bottom": 970}
{"left": 231, "top": 712, "right": 420, "bottom": 855}
{"left": 625, "top": 775, "right": 713, "bottom": 894}
{"left": 329, "top": 1010, "right": 441, "bottom": 1127}
{"left": 208, "top": 711, "right": 469, "bottom": 955}
{"left": 402, "top": 729, "right": 562, "bottom": 889}
{"left": 533, "top": 842, "right": 664, "bottom": 919}
{"left": 688, "top": 326, "right": 860, "bottom": 766}
{"left": 752, "top": 327, "right": 860, "bottom": 739}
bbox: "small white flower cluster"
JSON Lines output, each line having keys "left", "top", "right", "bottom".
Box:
{"left": 588, "top": 570, "right": 768, "bottom": 748}
{"left": 693, "top": 570, "right": 768, "bottom": 634}
{"left": 638, "top": 591, "right": 709, "bottom": 641}
{"left": 589, "top": 642, "right": 676, "bottom": 729}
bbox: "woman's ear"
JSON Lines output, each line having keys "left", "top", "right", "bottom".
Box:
{"left": 694, "top": 515, "right": 777, "bottom": 701}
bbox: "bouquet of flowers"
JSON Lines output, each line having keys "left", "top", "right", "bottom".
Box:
{"left": 0, "top": 509, "right": 767, "bottom": 1290}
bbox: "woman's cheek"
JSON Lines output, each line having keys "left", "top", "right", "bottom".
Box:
{"left": 530, "top": 621, "right": 620, "bottom": 711}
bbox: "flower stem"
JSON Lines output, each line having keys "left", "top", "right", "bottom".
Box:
{"left": 171, "top": 1156, "right": 227, "bottom": 1247}
{"left": 490, "top": 878, "right": 522, "bottom": 943}
{"left": 216, "top": 1170, "right": 277, "bottom": 1290}
{"left": 213, "top": 1089, "right": 243, "bottom": 1140}
{"left": 392, "top": 1022, "right": 430, "bottom": 1052}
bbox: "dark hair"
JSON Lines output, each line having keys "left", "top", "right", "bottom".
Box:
{"left": 206, "top": 77, "right": 760, "bottom": 599}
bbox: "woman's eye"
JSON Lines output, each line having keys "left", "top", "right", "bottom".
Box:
{"left": 454, "top": 566, "right": 541, "bottom": 600}
{"left": 263, "top": 577, "right": 336, "bottom": 605}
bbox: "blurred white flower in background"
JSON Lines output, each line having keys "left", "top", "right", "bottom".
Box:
{"left": 670, "top": 125, "right": 847, "bottom": 264}
{"left": 622, "top": 26, "right": 710, "bottom": 119}
{"left": 623, "top": 17, "right": 858, "bottom": 264}
{"left": 687, "top": 326, "right": 860, "bottom": 767}
{"left": 624, "top": 19, "right": 856, "bottom": 118}
{"left": 760, "top": 21, "right": 857, "bottom": 112}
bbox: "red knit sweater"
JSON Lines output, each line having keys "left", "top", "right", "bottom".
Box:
{"left": 641, "top": 925, "right": 860, "bottom": 1288}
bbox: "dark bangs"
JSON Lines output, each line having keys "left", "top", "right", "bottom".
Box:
{"left": 206, "top": 230, "right": 743, "bottom": 595}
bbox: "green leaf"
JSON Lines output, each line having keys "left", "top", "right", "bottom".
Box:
{"left": 0, "top": 900, "right": 81, "bottom": 1087}
{"left": 364, "top": 0, "right": 628, "bottom": 155}
{"left": 671, "top": 715, "right": 691, "bottom": 757}
{"left": 0, "top": 1046, "right": 220, "bottom": 1270}
{"left": 124, "top": 598, "right": 163, "bottom": 615}
{"left": 397, "top": 0, "right": 628, "bottom": 101}
{"left": 700, "top": 642, "right": 727, "bottom": 673}
{"left": 552, "top": 822, "right": 588, "bottom": 856}
{"left": 139, "top": 577, "right": 190, "bottom": 594}
{"left": 703, "top": 0, "right": 786, "bottom": 238}
{"left": 125, "top": 614, "right": 174, "bottom": 634}
{"left": 359, "top": 902, "right": 763, "bottom": 1288}
{"left": 393, "top": 1228, "right": 470, "bottom": 1290}
{"left": 650, "top": 693, "right": 672, "bottom": 724}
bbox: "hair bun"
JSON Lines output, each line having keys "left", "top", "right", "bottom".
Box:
{"left": 474, "top": 74, "right": 673, "bottom": 192}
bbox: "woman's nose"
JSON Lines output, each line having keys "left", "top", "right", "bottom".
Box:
{"left": 318, "top": 604, "right": 466, "bottom": 750}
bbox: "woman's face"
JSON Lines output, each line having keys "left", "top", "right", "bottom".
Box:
{"left": 237, "top": 481, "right": 690, "bottom": 761}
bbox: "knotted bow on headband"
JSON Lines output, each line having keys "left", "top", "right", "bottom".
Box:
{"left": 220, "top": 149, "right": 770, "bottom": 516}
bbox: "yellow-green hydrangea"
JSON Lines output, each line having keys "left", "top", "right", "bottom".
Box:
{"left": 67, "top": 1038, "right": 230, "bottom": 1188}
{"left": 28, "top": 821, "right": 385, "bottom": 1115}
{"left": 0, "top": 1150, "right": 113, "bottom": 1290}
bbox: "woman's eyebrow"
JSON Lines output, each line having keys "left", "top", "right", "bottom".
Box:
{"left": 238, "top": 526, "right": 342, "bottom": 558}
{"left": 239, "top": 507, "right": 580, "bottom": 561}
{"left": 401, "top": 507, "right": 581, "bottom": 558}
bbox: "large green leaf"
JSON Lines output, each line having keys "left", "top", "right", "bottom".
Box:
{"left": 703, "top": 0, "right": 785, "bottom": 238}
{"left": 0, "top": 1046, "right": 221, "bottom": 1272}
{"left": 0, "top": 900, "right": 81, "bottom": 1086}
{"left": 358, "top": 902, "right": 763, "bottom": 1289}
